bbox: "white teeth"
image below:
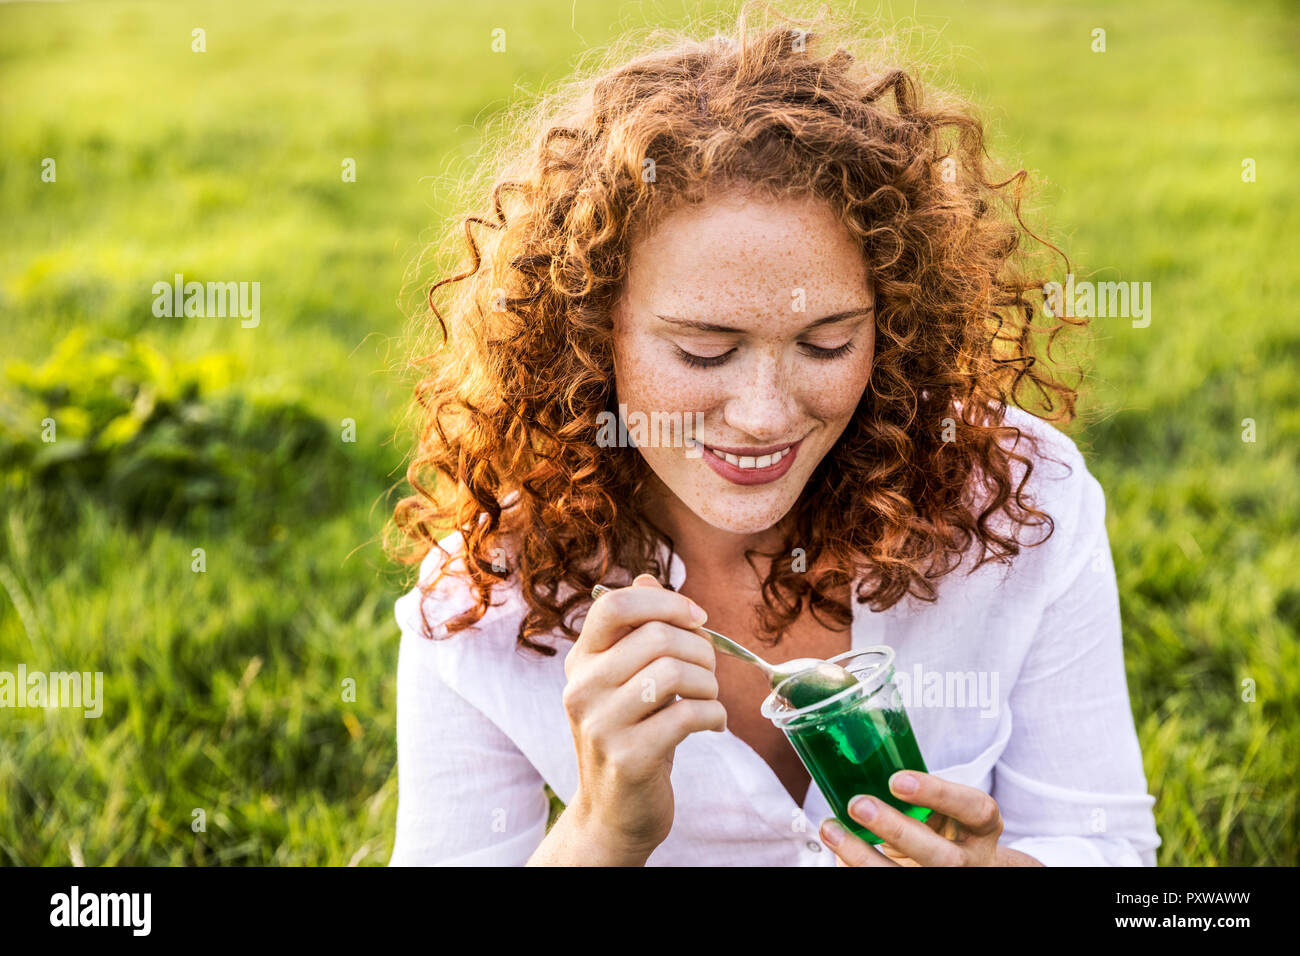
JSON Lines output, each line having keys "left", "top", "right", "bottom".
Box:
{"left": 708, "top": 446, "right": 791, "bottom": 469}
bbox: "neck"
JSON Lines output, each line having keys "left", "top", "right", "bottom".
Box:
{"left": 642, "top": 475, "right": 792, "bottom": 586}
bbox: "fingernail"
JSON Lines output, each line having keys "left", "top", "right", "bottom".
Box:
{"left": 821, "top": 818, "right": 846, "bottom": 847}
{"left": 891, "top": 772, "right": 918, "bottom": 795}
{"left": 688, "top": 601, "right": 707, "bottom": 626}
{"left": 850, "top": 796, "right": 877, "bottom": 821}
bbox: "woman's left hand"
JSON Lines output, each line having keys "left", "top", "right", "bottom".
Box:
{"left": 819, "top": 770, "right": 1042, "bottom": 866}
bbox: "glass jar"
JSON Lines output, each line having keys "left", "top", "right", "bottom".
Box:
{"left": 761, "top": 645, "right": 932, "bottom": 844}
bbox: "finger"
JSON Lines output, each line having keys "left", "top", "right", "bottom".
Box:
{"left": 846, "top": 796, "right": 964, "bottom": 867}
{"left": 597, "top": 658, "right": 721, "bottom": 727}
{"left": 634, "top": 696, "right": 728, "bottom": 750}
{"left": 819, "top": 819, "right": 899, "bottom": 867}
{"left": 877, "top": 842, "right": 922, "bottom": 867}
{"left": 878, "top": 842, "right": 908, "bottom": 860}
{"left": 631, "top": 573, "right": 662, "bottom": 588}
{"left": 583, "top": 582, "right": 707, "bottom": 653}
{"left": 888, "top": 771, "right": 1002, "bottom": 838}
{"left": 583, "top": 619, "right": 717, "bottom": 690}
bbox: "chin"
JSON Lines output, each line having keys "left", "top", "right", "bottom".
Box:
{"left": 681, "top": 490, "right": 796, "bottom": 536}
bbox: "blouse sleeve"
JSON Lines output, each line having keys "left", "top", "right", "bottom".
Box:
{"left": 992, "top": 459, "right": 1162, "bottom": 867}
{"left": 388, "top": 559, "right": 550, "bottom": 866}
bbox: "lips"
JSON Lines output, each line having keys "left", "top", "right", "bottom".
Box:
{"left": 693, "top": 437, "right": 804, "bottom": 486}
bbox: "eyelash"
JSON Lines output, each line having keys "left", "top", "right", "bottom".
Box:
{"left": 674, "top": 341, "right": 856, "bottom": 368}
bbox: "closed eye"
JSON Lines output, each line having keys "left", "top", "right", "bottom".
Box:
{"left": 801, "top": 341, "right": 856, "bottom": 360}
{"left": 674, "top": 341, "right": 857, "bottom": 368}
{"left": 673, "top": 346, "right": 734, "bottom": 368}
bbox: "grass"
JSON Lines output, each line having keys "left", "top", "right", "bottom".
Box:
{"left": 0, "top": 0, "right": 1296, "bottom": 865}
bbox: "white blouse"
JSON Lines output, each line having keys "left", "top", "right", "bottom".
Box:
{"left": 388, "top": 405, "right": 1161, "bottom": 866}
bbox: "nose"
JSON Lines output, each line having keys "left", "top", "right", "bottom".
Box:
{"left": 722, "top": 353, "right": 801, "bottom": 441}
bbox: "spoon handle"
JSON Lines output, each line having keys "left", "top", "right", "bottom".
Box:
{"left": 590, "top": 584, "right": 775, "bottom": 677}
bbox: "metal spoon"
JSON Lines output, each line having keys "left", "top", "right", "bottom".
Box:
{"left": 590, "top": 583, "right": 859, "bottom": 708}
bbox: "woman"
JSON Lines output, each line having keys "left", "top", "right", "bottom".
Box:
{"left": 386, "top": 7, "right": 1160, "bottom": 866}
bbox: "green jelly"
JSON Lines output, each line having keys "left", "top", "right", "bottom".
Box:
{"left": 786, "top": 700, "right": 932, "bottom": 844}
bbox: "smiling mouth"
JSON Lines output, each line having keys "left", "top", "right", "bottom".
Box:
{"left": 687, "top": 435, "right": 807, "bottom": 485}
{"left": 696, "top": 443, "right": 796, "bottom": 470}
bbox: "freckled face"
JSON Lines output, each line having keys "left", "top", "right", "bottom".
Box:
{"left": 610, "top": 186, "right": 875, "bottom": 535}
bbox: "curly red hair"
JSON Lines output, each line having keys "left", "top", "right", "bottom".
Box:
{"left": 387, "top": 2, "right": 1087, "bottom": 656}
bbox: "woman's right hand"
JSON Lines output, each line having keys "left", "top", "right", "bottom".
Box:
{"left": 561, "top": 572, "right": 726, "bottom": 863}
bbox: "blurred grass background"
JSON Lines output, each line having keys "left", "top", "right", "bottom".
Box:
{"left": 0, "top": 0, "right": 1295, "bottom": 865}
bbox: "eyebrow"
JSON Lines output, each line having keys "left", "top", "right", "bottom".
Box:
{"left": 654, "top": 306, "right": 874, "bottom": 333}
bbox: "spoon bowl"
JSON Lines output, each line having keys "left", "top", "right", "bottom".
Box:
{"left": 771, "top": 658, "right": 862, "bottom": 709}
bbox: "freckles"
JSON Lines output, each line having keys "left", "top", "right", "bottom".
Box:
{"left": 822, "top": 378, "right": 865, "bottom": 410}
{"left": 628, "top": 370, "right": 700, "bottom": 413}
{"left": 816, "top": 353, "right": 874, "bottom": 413}
{"left": 804, "top": 370, "right": 869, "bottom": 418}
{"left": 688, "top": 489, "right": 792, "bottom": 536}
{"left": 622, "top": 353, "right": 720, "bottom": 414}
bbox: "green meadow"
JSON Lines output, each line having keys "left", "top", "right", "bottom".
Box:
{"left": 0, "top": 0, "right": 1295, "bottom": 865}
